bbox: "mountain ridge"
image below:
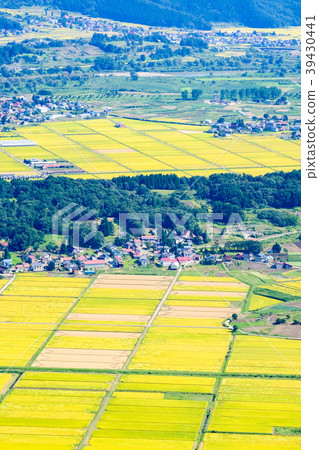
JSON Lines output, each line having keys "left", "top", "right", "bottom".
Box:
{"left": 0, "top": 0, "right": 301, "bottom": 29}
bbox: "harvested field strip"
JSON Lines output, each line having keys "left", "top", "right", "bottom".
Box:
{"left": 32, "top": 348, "right": 130, "bottom": 370}
{"left": 179, "top": 276, "right": 240, "bottom": 283}
{"left": 158, "top": 306, "right": 238, "bottom": 319}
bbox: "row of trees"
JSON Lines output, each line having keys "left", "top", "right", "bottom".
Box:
{"left": 181, "top": 89, "right": 203, "bottom": 100}
{"left": 220, "top": 86, "right": 282, "bottom": 101}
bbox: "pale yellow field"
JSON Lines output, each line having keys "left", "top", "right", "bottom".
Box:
{"left": 207, "top": 378, "right": 300, "bottom": 433}
{"left": 6, "top": 118, "right": 300, "bottom": 177}
{"left": 226, "top": 335, "right": 301, "bottom": 375}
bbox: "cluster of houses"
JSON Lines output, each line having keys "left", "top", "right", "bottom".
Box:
{"left": 206, "top": 118, "right": 301, "bottom": 138}
{"left": 1, "top": 6, "right": 300, "bottom": 54}
{"left": 0, "top": 96, "right": 111, "bottom": 128}
{"left": 0, "top": 229, "right": 295, "bottom": 275}
{"left": 204, "top": 251, "right": 293, "bottom": 270}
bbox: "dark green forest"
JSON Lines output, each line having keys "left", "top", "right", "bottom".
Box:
{"left": 1, "top": 0, "right": 301, "bottom": 28}
{"left": 0, "top": 171, "right": 300, "bottom": 251}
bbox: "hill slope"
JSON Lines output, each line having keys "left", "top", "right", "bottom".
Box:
{"left": 2, "top": 0, "right": 301, "bottom": 29}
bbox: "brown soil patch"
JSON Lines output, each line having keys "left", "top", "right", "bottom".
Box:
{"left": 67, "top": 313, "right": 150, "bottom": 322}
{"left": 171, "top": 290, "right": 246, "bottom": 298}
{"left": 176, "top": 281, "right": 246, "bottom": 288}
{"left": 287, "top": 302, "right": 301, "bottom": 308}
{"left": 93, "top": 281, "right": 169, "bottom": 290}
{"left": 282, "top": 243, "right": 301, "bottom": 253}
{"left": 32, "top": 348, "right": 130, "bottom": 369}
{"left": 159, "top": 305, "right": 238, "bottom": 319}
{"left": 178, "top": 130, "right": 203, "bottom": 134}
{"left": 242, "top": 323, "right": 301, "bottom": 339}
{"left": 55, "top": 330, "right": 140, "bottom": 338}
{"left": 96, "top": 275, "right": 172, "bottom": 282}
{"left": 270, "top": 323, "right": 301, "bottom": 339}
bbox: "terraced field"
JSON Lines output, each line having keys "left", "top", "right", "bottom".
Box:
{"left": 0, "top": 270, "right": 300, "bottom": 449}
{"left": 1, "top": 117, "right": 301, "bottom": 178}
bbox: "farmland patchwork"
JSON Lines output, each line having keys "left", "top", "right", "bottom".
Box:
{"left": 0, "top": 272, "right": 300, "bottom": 449}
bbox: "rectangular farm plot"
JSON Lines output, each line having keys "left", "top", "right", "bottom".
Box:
{"left": 32, "top": 324, "right": 140, "bottom": 369}
{"left": 226, "top": 335, "right": 301, "bottom": 375}
{"left": 18, "top": 371, "right": 115, "bottom": 390}
{"left": 0, "top": 323, "right": 54, "bottom": 367}
{"left": 203, "top": 434, "right": 301, "bottom": 449}
{"left": 157, "top": 275, "right": 247, "bottom": 326}
{"left": 85, "top": 390, "right": 208, "bottom": 450}
{"left": 129, "top": 327, "right": 231, "bottom": 372}
{"left": 249, "top": 294, "right": 282, "bottom": 310}
{"left": 207, "top": 378, "right": 300, "bottom": 434}
{"left": 117, "top": 374, "right": 216, "bottom": 394}
{"left": 32, "top": 348, "right": 131, "bottom": 370}
{"left": 4, "top": 145, "right": 58, "bottom": 161}
{"left": 0, "top": 374, "right": 112, "bottom": 449}
{"left": 70, "top": 134, "right": 129, "bottom": 151}
{"left": 0, "top": 275, "right": 90, "bottom": 367}
{"left": 4, "top": 274, "right": 90, "bottom": 298}
{"left": 0, "top": 150, "right": 36, "bottom": 175}
{"left": 32, "top": 274, "right": 175, "bottom": 369}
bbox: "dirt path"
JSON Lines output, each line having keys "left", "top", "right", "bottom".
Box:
{"left": 0, "top": 276, "right": 15, "bottom": 295}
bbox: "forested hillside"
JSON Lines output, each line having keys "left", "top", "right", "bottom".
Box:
{"left": 0, "top": 171, "right": 301, "bottom": 251}
{"left": 2, "top": 0, "right": 301, "bottom": 28}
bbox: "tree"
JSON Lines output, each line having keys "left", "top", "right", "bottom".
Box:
{"left": 99, "top": 220, "right": 114, "bottom": 237}
{"left": 232, "top": 313, "right": 238, "bottom": 320}
{"left": 130, "top": 71, "right": 138, "bottom": 81}
{"left": 272, "top": 242, "right": 281, "bottom": 253}
{"left": 47, "top": 261, "right": 55, "bottom": 271}
{"left": 181, "top": 90, "right": 188, "bottom": 100}
{"left": 191, "top": 89, "right": 203, "bottom": 100}
{"left": 274, "top": 317, "right": 286, "bottom": 324}
{"left": 60, "top": 242, "right": 68, "bottom": 254}
{"left": 202, "top": 231, "right": 210, "bottom": 244}
{"left": 3, "top": 247, "right": 10, "bottom": 259}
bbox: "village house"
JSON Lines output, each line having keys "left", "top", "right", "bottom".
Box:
{"left": 32, "top": 261, "right": 45, "bottom": 272}
{"left": 138, "top": 255, "right": 149, "bottom": 266}
{"left": 160, "top": 256, "right": 177, "bottom": 267}
{"left": 82, "top": 260, "right": 107, "bottom": 270}
{"left": 1, "top": 259, "right": 12, "bottom": 269}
